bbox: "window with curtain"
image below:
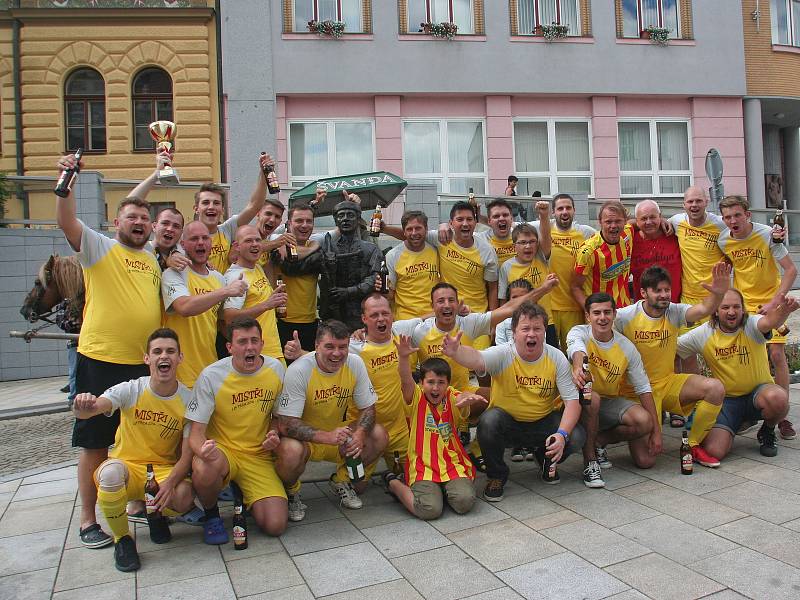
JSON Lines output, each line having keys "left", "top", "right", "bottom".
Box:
{"left": 517, "top": 0, "right": 580, "bottom": 35}
{"left": 288, "top": 120, "right": 374, "bottom": 187}
{"left": 621, "top": 0, "right": 680, "bottom": 38}
{"left": 512, "top": 120, "right": 592, "bottom": 197}
{"left": 293, "top": 0, "right": 364, "bottom": 32}
{"left": 408, "top": 0, "right": 475, "bottom": 33}
{"left": 402, "top": 120, "right": 486, "bottom": 193}
{"left": 64, "top": 68, "right": 106, "bottom": 152}
{"left": 771, "top": 0, "right": 800, "bottom": 46}
{"left": 132, "top": 67, "right": 173, "bottom": 151}
{"left": 618, "top": 120, "right": 690, "bottom": 196}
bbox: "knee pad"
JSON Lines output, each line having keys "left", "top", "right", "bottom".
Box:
{"left": 97, "top": 460, "right": 128, "bottom": 491}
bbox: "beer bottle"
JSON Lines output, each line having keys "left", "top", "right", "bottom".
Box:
{"left": 231, "top": 482, "right": 248, "bottom": 550}
{"left": 344, "top": 454, "right": 365, "bottom": 483}
{"left": 275, "top": 278, "right": 287, "bottom": 318}
{"left": 541, "top": 435, "right": 559, "bottom": 483}
{"left": 260, "top": 151, "right": 281, "bottom": 195}
{"left": 772, "top": 209, "right": 785, "bottom": 245}
{"left": 379, "top": 260, "right": 390, "bottom": 294}
{"left": 680, "top": 430, "right": 693, "bottom": 475}
{"left": 579, "top": 356, "right": 592, "bottom": 406}
{"left": 54, "top": 148, "right": 83, "bottom": 198}
{"left": 369, "top": 205, "right": 383, "bottom": 237}
{"left": 144, "top": 463, "right": 161, "bottom": 520}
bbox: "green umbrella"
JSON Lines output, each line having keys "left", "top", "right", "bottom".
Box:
{"left": 289, "top": 171, "right": 407, "bottom": 216}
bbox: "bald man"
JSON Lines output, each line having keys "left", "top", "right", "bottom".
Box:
{"left": 631, "top": 200, "right": 682, "bottom": 303}
{"left": 223, "top": 225, "right": 288, "bottom": 364}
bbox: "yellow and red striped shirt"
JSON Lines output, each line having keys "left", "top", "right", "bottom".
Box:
{"left": 574, "top": 224, "right": 633, "bottom": 308}
{"left": 405, "top": 385, "right": 474, "bottom": 485}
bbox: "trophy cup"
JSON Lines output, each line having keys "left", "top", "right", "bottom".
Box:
{"left": 148, "top": 120, "right": 180, "bottom": 185}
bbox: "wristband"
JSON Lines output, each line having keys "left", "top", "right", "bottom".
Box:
{"left": 557, "top": 428, "right": 570, "bottom": 443}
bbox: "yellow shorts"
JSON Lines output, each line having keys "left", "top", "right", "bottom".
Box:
{"left": 217, "top": 444, "right": 286, "bottom": 505}
{"left": 651, "top": 373, "right": 692, "bottom": 418}
{"left": 94, "top": 460, "right": 177, "bottom": 503}
{"left": 365, "top": 427, "right": 409, "bottom": 478}
{"left": 551, "top": 310, "right": 585, "bottom": 350}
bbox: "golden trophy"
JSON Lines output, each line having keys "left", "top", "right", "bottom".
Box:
{"left": 148, "top": 120, "right": 180, "bottom": 185}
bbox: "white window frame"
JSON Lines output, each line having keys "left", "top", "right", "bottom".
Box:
{"left": 291, "top": 0, "right": 365, "bottom": 32}
{"left": 617, "top": 118, "right": 693, "bottom": 198}
{"left": 401, "top": 118, "right": 488, "bottom": 195}
{"left": 286, "top": 119, "right": 376, "bottom": 187}
{"left": 771, "top": 0, "right": 800, "bottom": 46}
{"left": 408, "top": 0, "right": 475, "bottom": 33}
{"left": 516, "top": 0, "right": 582, "bottom": 36}
{"left": 511, "top": 118, "right": 594, "bottom": 198}
{"left": 621, "top": 0, "right": 681, "bottom": 38}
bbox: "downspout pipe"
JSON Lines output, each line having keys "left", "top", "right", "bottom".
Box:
{"left": 215, "top": 0, "right": 227, "bottom": 183}
{"left": 11, "top": 1, "right": 28, "bottom": 219}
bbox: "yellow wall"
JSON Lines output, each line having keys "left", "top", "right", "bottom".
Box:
{"left": 743, "top": 0, "right": 800, "bottom": 97}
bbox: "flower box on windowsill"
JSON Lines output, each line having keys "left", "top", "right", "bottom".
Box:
{"left": 641, "top": 26, "right": 671, "bottom": 45}
{"left": 419, "top": 21, "right": 459, "bottom": 40}
{"left": 535, "top": 22, "right": 570, "bottom": 42}
{"left": 307, "top": 19, "right": 346, "bottom": 38}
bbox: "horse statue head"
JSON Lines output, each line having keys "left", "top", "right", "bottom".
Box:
{"left": 20, "top": 255, "right": 84, "bottom": 326}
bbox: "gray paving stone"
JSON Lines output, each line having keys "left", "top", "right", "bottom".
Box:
{"left": 0, "top": 480, "right": 20, "bottom": 493}
{"left": 521, "top": 509, "right": 584, "bottom": 531}
{"left": 12, "top": 478, "right": 77, "bottom": 502}
{"left": 731, "top": 442, "right": 800, "bottom": 472}
{"left": 0, "top": 567, "right": 57, "bottom": 600}
{"left": 702, "top": 480, "right": 800, "bottom": 524}
{"left": 692, "top": 547, "right": 800, "bottom": 599}
{"left": 340, "top": 496, "right": 411, "bottom": 529}
{"left": 392, "top": 545, "right": 503, "bottom": 600}
{"left": 733, "top": 462, "right": 800, "bottom": 494}
{"left": 601, "top": 591, "right": 650, "bottom": 600}
{"left": 698, "top": 591, "right": 752, "bottom": 599}
{"left": 497, "top": 551, "right": 629, "bottom": 600}
{"left": 138, "top": 572, "right": 236, "bottom": 600}
{"left": 238, "top": 584, "right": 314, "bottom": 600}
{"left": 612, "top": 481, "right": 747, "bottom": 529}
{"left": 135, "top": 542, "right": 226, "bottom": 588}
{"left": 623, "top": 454, "right": 747, "bottom": 495}
{"left": 608, "top": 553, "right": 725, "bottom": 600}
{"left": 22, "top": 466, "right": 77, "bottom": 484}
{"left": 54, "top": 544, "right": 134, "bottom": 592}
{"left": 492, "top": 490, "right": 563, "bottom": 521}
{"left": 0, "top": 492, "right": 12, "bottom": 517}
{"left": 220, "top": 525, "right": 284, "bottom": 561}
{"left": 361, "top": 517, "right": 451, "bottom": 558}
{"left": 511, "top": 470, "right": 588, "bottom": 498}
{"left": 541, "top": 519, "right": 650, "bottom": 568}
{"left": 552, "top": 489, "right": 659, "bottom": 528}
{"left": 448, "top": 518, "right": 564, "bottom": 572}
{"left": 284, "top": 496, "right": 344, "bottom": 527}
{"left": 783, "top": 517, "right": 800, "bottom": 532}
{"left": 225, "top": 552, "right": 303, "bottom": 597}
{"left": 710, "top": 516, "right": 800, "bottom": 569}
{"left": 0, "top": 500, "right": 73, "bottom": 538}
{"left": 0, "top": 529, "right": 64, "bottom": 577}
{"left": 613, "top": 514, "right": 738, "bottom": 565}
{"left": 51, "top": 579, "right": 135, "bottom": 600}
{"left": 132, "top": 521, "right": 203, "bottom": 554}
{"left": 295, "top": 541, "right": 401, "bottom": 597}
{"left": 462, "top": 588, "right": 525, "bottom": 600}
{"left": 428, "top": 498, "right": 508, "bottom": 534}
{"left": 322, "top": 579, "right": 425, "bottom": 599}
{"left": 280, "top": 515, "right": 365, "bottom": 556}
{"left": 597, "top": 466, "right": 648, "bottom": 491}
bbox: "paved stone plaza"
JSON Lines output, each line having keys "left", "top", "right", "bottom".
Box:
{"left": 0, "top": 383, "right": 799, "bottom": 599}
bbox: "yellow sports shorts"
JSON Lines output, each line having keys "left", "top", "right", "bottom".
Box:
{"left": 652, "top": 373, "right": 692, "bottom": 419}
{"left": 94, "top": 460, "right": 177, "bottom": 503}
{"left": 217, "top": 444, "right": 286, "bottom": 505}
{"left": 551, "top": 310, "right": 585, "bottom": 351}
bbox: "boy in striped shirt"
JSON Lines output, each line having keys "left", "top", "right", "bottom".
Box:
{"left": 383, "top": 337, "right": 487, "bottom": 520}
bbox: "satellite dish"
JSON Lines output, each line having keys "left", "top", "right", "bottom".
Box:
{"left": 705, "top": 149, "right": 723, "bottom": 184}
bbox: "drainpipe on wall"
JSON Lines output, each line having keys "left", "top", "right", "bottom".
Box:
{"left": 11, "top": 1, "right": 29, "bottom": 220}
{"left": 215, "top": 0, "right": 227, "bottom": 183}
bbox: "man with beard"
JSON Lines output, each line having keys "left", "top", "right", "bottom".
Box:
{"left": 679, "top": 290, "right": 798, "bottom": 460}
{"left": 630, "top": 200, "right": 682, "bottom": 303}
{"left": 223, "top": 225, "right": 287, "bottom": 364}
{"left": 615, "top": 264, "right": 730, "bottom": 467}
{"left": 384, "top": 210, "right": 440, "bottom": 320}
{"left": 162, "top": 221, "right": 248, "bottom": 388}
{"left": 717, "top": 195, "right": 798, "bottom": 441}
{"left": 72, "top": 328, "right": 194, "bottom": 572}
{"left": 56, "top": 153, "right": 163, "bottom": 549}
{"left": 187, "top": 317, "right": 289, "bottom": 543}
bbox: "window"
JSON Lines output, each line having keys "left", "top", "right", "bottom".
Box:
{"left": 408, "top": 0, "right": 474, "bottom": 33}
{"left": 288, "top": 120, "right": 375, "bottom": 187}
{"left": 132, "top": 68, "right": 174, "bottom": 151}
{"left": 403, "top": 120, "right": 486, "bottom": 193}
{"left": 618, "top": 120, "right": 690, "bottom": 196}
{"left": 516, "top": 0, "right": 580, "bottom": 35}
{"left": 292, "top": 0, "right": 364, "bottom": 32}
{"left": 513, "top": 120, "right": 592, "bottom": 197}
{"left": 64, "top": 68, "right": 106, "bottom": 152}
{"left": 771, "top": 0, "right": 800, "bottom": 46}
{"left": 621, "top": 0, "right": 680, "bottom": 38}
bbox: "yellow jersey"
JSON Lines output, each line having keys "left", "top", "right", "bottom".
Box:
{"left": 669, "top": 212, "right": 726, "bottom": 303}
{"left": 548, "top": 222, "right": 597, "bottom": 311}
{"left": 105, "top": 376, "right": 191, "bottom": 466}
{"left": 498, "top": 256, "right": 552, "bottom": 317}
{"left": 187, "top": 355, "right": 285, "bottom": 456}
{"left": 276, "top": 352, "right": 376, "bottom": 432}
{"left": 406, "top": 385, "right": 473, "bottom": 485}
{"left": 385, "top": 242, "right": 440, "bottom": 320}
{"left": 259, "top": 250, "right": 319, "bottom": 324}
{"left": 223, "top": 263, "right": 283, "bottom": 360}
{"left": 481, "top": 343, "right": 578, "bottom": 422}
{"left": 75, "top": 223, "right": 162, "bottom": 364}
{"left": 565, "top": 325, "right": 651, "bottom": 398}
{"left": 718, "top": 223, "right": 788, "bottom": 312}
{"left": 162, "top": 266, "right": 226, "bottom": 388}
{"left": 575, "top": 224, "right": 634, "bottom": 308}
{"left": 677, "top": 316, "right": 773, "bottom": 397}
{"left": 477, "top": 230, "right": 517, "bottom": 266}
{"left": 207, "top": 216, "right": 239, "bottom": 274}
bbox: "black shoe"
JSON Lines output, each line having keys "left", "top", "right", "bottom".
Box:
{"left": 510, "top": 448, "right": 524, "bottom": 462}
{"left": 469, "top": 453, "right": 487, "bottom": 473}
{"left": 757, "top": 423, "right": 778, "bottom": 457}
{"left": 147, "top": 515, "right": 172, "bottom": 544}
{"left": 79, "top": 523, "right": 113, "bottom": 549}
{"left": 113, "top": 535, "right": 141, "bottom": 572}
{"left": 60, "top": 384, "right": 71, "bottom": 393}
{"left": 483, "top": 478, "right": 505, "bottom": 502}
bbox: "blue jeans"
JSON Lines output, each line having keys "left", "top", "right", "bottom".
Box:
{"left": 67, "top": 342, "right": 78, "bottom": 403}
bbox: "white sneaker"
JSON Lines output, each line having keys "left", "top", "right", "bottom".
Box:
{"left": 287, "top": 494, "right": 307, "bottom": 522}
{"left": 583, "top": 460, "right": 605, "bottom": 489}
{"left": 329, "top": 477, "right": 363, "bottom": 510}
{"left": 596, "top": 447, "right": 612, "bottom": 469}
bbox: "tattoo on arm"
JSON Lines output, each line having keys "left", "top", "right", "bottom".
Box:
{"left": 281, "top": 416, "right": 318, "bottom": 442}
{"left": 356, "top": 405, "right": 376, "bottom": 433}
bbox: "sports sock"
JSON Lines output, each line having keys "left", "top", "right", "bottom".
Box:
{"left": 688, "top": 399, "right": 723, "bottom": 447}
{"left": 286, "top": 480, "right": 301, "bottom": 495}
{"left": 97, "top": 487, "right": 130, "bottom": 542}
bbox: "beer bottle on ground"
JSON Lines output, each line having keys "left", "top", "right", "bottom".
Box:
{"left": 261, "top": 152, "right": 281, "bottom": 194}
{"left": 344, "top": 446, "right": 365, "bottom": 483}
{"left": 680, "top": 430, "right": 693, "bottom": 475}
{"left": 54, "top": 148, "right": 83, "bottom": 198}
{"left": 369, "top": 205, "right": 383, "bottom": 237}
{"left": 145, "top": 463, "right": 172, "bottom": 543}
{"left": 231, "top": 481, "right": 248, "bottom": 550}
{"left": 276, "top": 278, "right": 287, "bottom": 318}
{"left": 579, "top": 356, "right": 592, "bottom": 406}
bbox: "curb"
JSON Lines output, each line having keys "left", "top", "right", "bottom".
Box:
{"left": 0, "top": 401, "right": 71, "bottom": 421}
